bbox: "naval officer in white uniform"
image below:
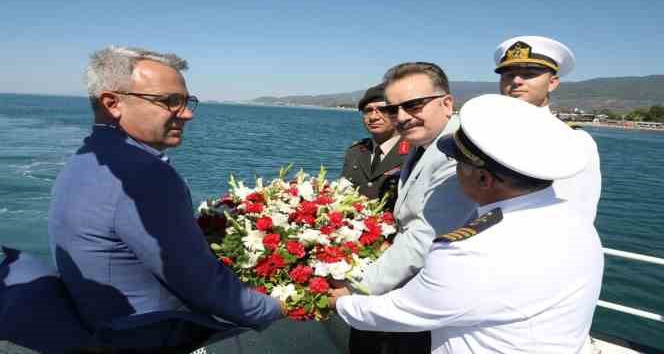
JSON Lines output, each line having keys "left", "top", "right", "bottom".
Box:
{"left": 494, "top": 35, "right": 602, "bottom": 224}
{"left": 330, "top": 94, "right": 604, "bottom": 354}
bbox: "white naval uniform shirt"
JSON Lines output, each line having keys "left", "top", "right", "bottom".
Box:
{"left": 337, "top": 187, "right": 604, "bottom": 354}
{"left": 542, "top": 106, "right": 602, "bottom": 223}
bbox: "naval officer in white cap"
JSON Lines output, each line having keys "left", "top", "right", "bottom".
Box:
{"left": 330, "top": 94, "right": 604, "bottom": 354}
{"left": 494, "top": 35, "right": 602, "bottom": 224}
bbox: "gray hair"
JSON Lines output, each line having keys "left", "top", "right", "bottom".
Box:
{"left": 85, "top": 45, "right": 188, "bottom": 98}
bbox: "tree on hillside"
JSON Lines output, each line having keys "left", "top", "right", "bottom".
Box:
{"left": 624, "top": 105, "right": 664, "bottom": 122}
{"left": 648, "top": 105, "right": 664, "bottom": 122}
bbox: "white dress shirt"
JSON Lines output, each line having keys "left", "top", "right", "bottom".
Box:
{"left": 337, "top": 187, "right": 604, "bottom": 353}
{"left": 371, "top": 135, "right": 401, "bottom": 161}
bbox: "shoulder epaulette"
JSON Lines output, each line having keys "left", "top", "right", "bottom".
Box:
{"left": 349, "top": 138, "right": 370, "bottom": 148}
{"left": 434, "top": 208, "right": 503, "bottom": 243}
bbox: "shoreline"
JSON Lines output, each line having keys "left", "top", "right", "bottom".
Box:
{"left": 570, "top": 121, "right": 664, "bottom": 132}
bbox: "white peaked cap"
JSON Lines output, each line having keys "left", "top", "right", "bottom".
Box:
{"left": 494, "top": 36, "right": 575, "bottom": 77}
{"left": 445, "top": 94, "right": 587, "bottom": 180}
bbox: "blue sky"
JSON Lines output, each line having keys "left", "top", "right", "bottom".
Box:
{"left": 1, "top": 0, "right": 662, "bottom": 100}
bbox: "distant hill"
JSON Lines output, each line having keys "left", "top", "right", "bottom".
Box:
{"left": 251, "top": 75, "right": 664, "bottom": 112}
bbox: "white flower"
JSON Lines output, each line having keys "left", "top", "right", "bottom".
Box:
{"left": 348, "top": 254, "right": 373, "bottom": 279}
{"left": 197, "top": 201, "right": 210, "bottom": 214}
{"left": 288, "top": 196, "right": 300, "bottom": 208}
{"left": 336, "top": 226, "right": 361, "bottom": 243}
{"left": 240, "top": 251, "right": 261, "bottom": 269}
{"left": 327, "top": 261, "right": 352, "bottom": 280}
{"left": 271, "top": 283, "right": 297, "bottom": 302}
{"left": 349, "top": 219, "right": 365, "bottom": 231}
{"left": 233, "top": 181, "right": 253, "bottom": 200}
{"left": 334, "top": 177, "right": 354, "bottom": 192}
{"left": 312, "top": 261, "right": 329, "bottom": 277}
{"left": 297, "top": 229, "right": 327, "bottom": 246}
{"left": 242, "top": 230, "right": 265, "bottom": 252}
{"left": 274, "top": 200, "right": 295, "bottom": 214}
{"left": 298, "top": 180, "right": 315, "bottom": 201}
{"left": 381, "top": 223, "right": 397, "bottom": 236}
{"left": 270, "top": 212, "right": 290, "bottom": 228}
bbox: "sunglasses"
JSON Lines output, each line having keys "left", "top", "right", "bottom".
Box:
{"left": 382, "top": 94, "right": 447, "bottom": 117}
{"left": 112, "top": 91, "right": 199, "bottom": 113}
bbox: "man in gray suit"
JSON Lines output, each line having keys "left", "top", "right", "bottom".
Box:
{"left": 337, "top": 62, "right": 476, "bottom": 354}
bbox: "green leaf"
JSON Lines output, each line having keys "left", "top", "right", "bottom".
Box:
{"left": 317, "top": 296, "right": 329, "bottom": 309}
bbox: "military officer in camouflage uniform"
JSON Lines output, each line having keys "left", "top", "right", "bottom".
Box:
{"left": 341, "top": 83, "right": 411, "bottom": 211}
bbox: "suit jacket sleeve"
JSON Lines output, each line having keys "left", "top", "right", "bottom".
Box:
{"left": 114, "top": 159, "right": 281, "bottom": 328}
{"left": 359, "top": 159, "right": 476, "bottom": 295}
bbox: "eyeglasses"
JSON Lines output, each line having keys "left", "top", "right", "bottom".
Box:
{"left": 112, "top": 91, "right": 199, "bottom": 113}
{"left": 361, "top": 106, "right": 387, "bottom": 116}
{"left": 382, "top": 94, "right": 447, "bottom": 117}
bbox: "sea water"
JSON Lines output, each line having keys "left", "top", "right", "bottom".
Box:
{"left": 1, "top": 93, "right": 662, "bottom": 351}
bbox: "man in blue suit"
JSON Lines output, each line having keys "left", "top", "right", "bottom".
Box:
{"left": 48, "top": 46, "right": 283, "bottom": 352}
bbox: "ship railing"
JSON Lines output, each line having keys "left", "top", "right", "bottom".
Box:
{"left": 599, "top": 247, "right": 664, "bottom": 323}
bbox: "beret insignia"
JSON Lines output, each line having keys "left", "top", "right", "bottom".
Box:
{"left": 434, "top": 208, "right": 503, "bottom": 243}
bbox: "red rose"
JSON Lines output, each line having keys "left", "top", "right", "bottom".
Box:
{"left": 317, "top": 245, "right": 345, "bottom": 263}
{"left": 328, "top": 211, "right": 344, "bottom": 228}
{"left": 298, "top": 201, "right": 318, "bottom": 216}
{"left": 320, "top": 224, "right": 335, "bottom": 235}
{"left": 286, "top": 241, "right": 306, "bottom": 258}
{"left": 343, "top": 241, "right": 359, "bottom": 254}
{"left": 359, "top": 231, "right": 380, "bottom": 245}
{"left": 256, "top": 216, "right": 273, "bottom": 231}
{"left": 255, "top": 254, "right": 286, "bottom": 278}
{"left": 314, "top": 195, "right": 334, "bottom": 205}
{"left": 262, "top": 233, "right": 281, "bottom": 251}
{"left": 246, "top": 192, "right": 265, "bottom": 204}
{"left": 363, "top": 217, "right": 382, "bottom": 237}
{"left": 381, "top": 212, "right": 395, "bottom": 225}
{"left": 353, "top": 202, "right": 364, "bottom": 213}
{"left": 254, "top": 285, "right": 268, "bottom": 294}
{"left": 287, "top": 307, "right": 312, "bottom": 321}
{"left": 219, "top": 194, "right": 236, "bottom": 207}
{"left": 245, "top": 201, "right": 264, "bottom": 214}
{"left": 289, "top": 265, "right": 313, "bottom": 284}
{"left": 308, "top": 277, "right": 330, "bottom": 294}
{"left": 219, "top": 256, "right": 234, "bottom": 266}
{"left": 292, "top": 213, "right": 315, "bottom": 226}
{"left": 288, "top": 186, "right": 299, "bottom": 196}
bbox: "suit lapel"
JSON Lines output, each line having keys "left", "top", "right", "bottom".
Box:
{"left": 395, "top": 148, "right": 419, "bottom": 212}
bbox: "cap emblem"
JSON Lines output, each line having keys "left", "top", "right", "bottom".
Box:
{"left": 504, "top": 41, "right": 531, "bottom": 61}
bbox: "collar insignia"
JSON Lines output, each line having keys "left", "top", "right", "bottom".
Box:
{"left": 398, "top": 140, "right": 411, "bottom": 155}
